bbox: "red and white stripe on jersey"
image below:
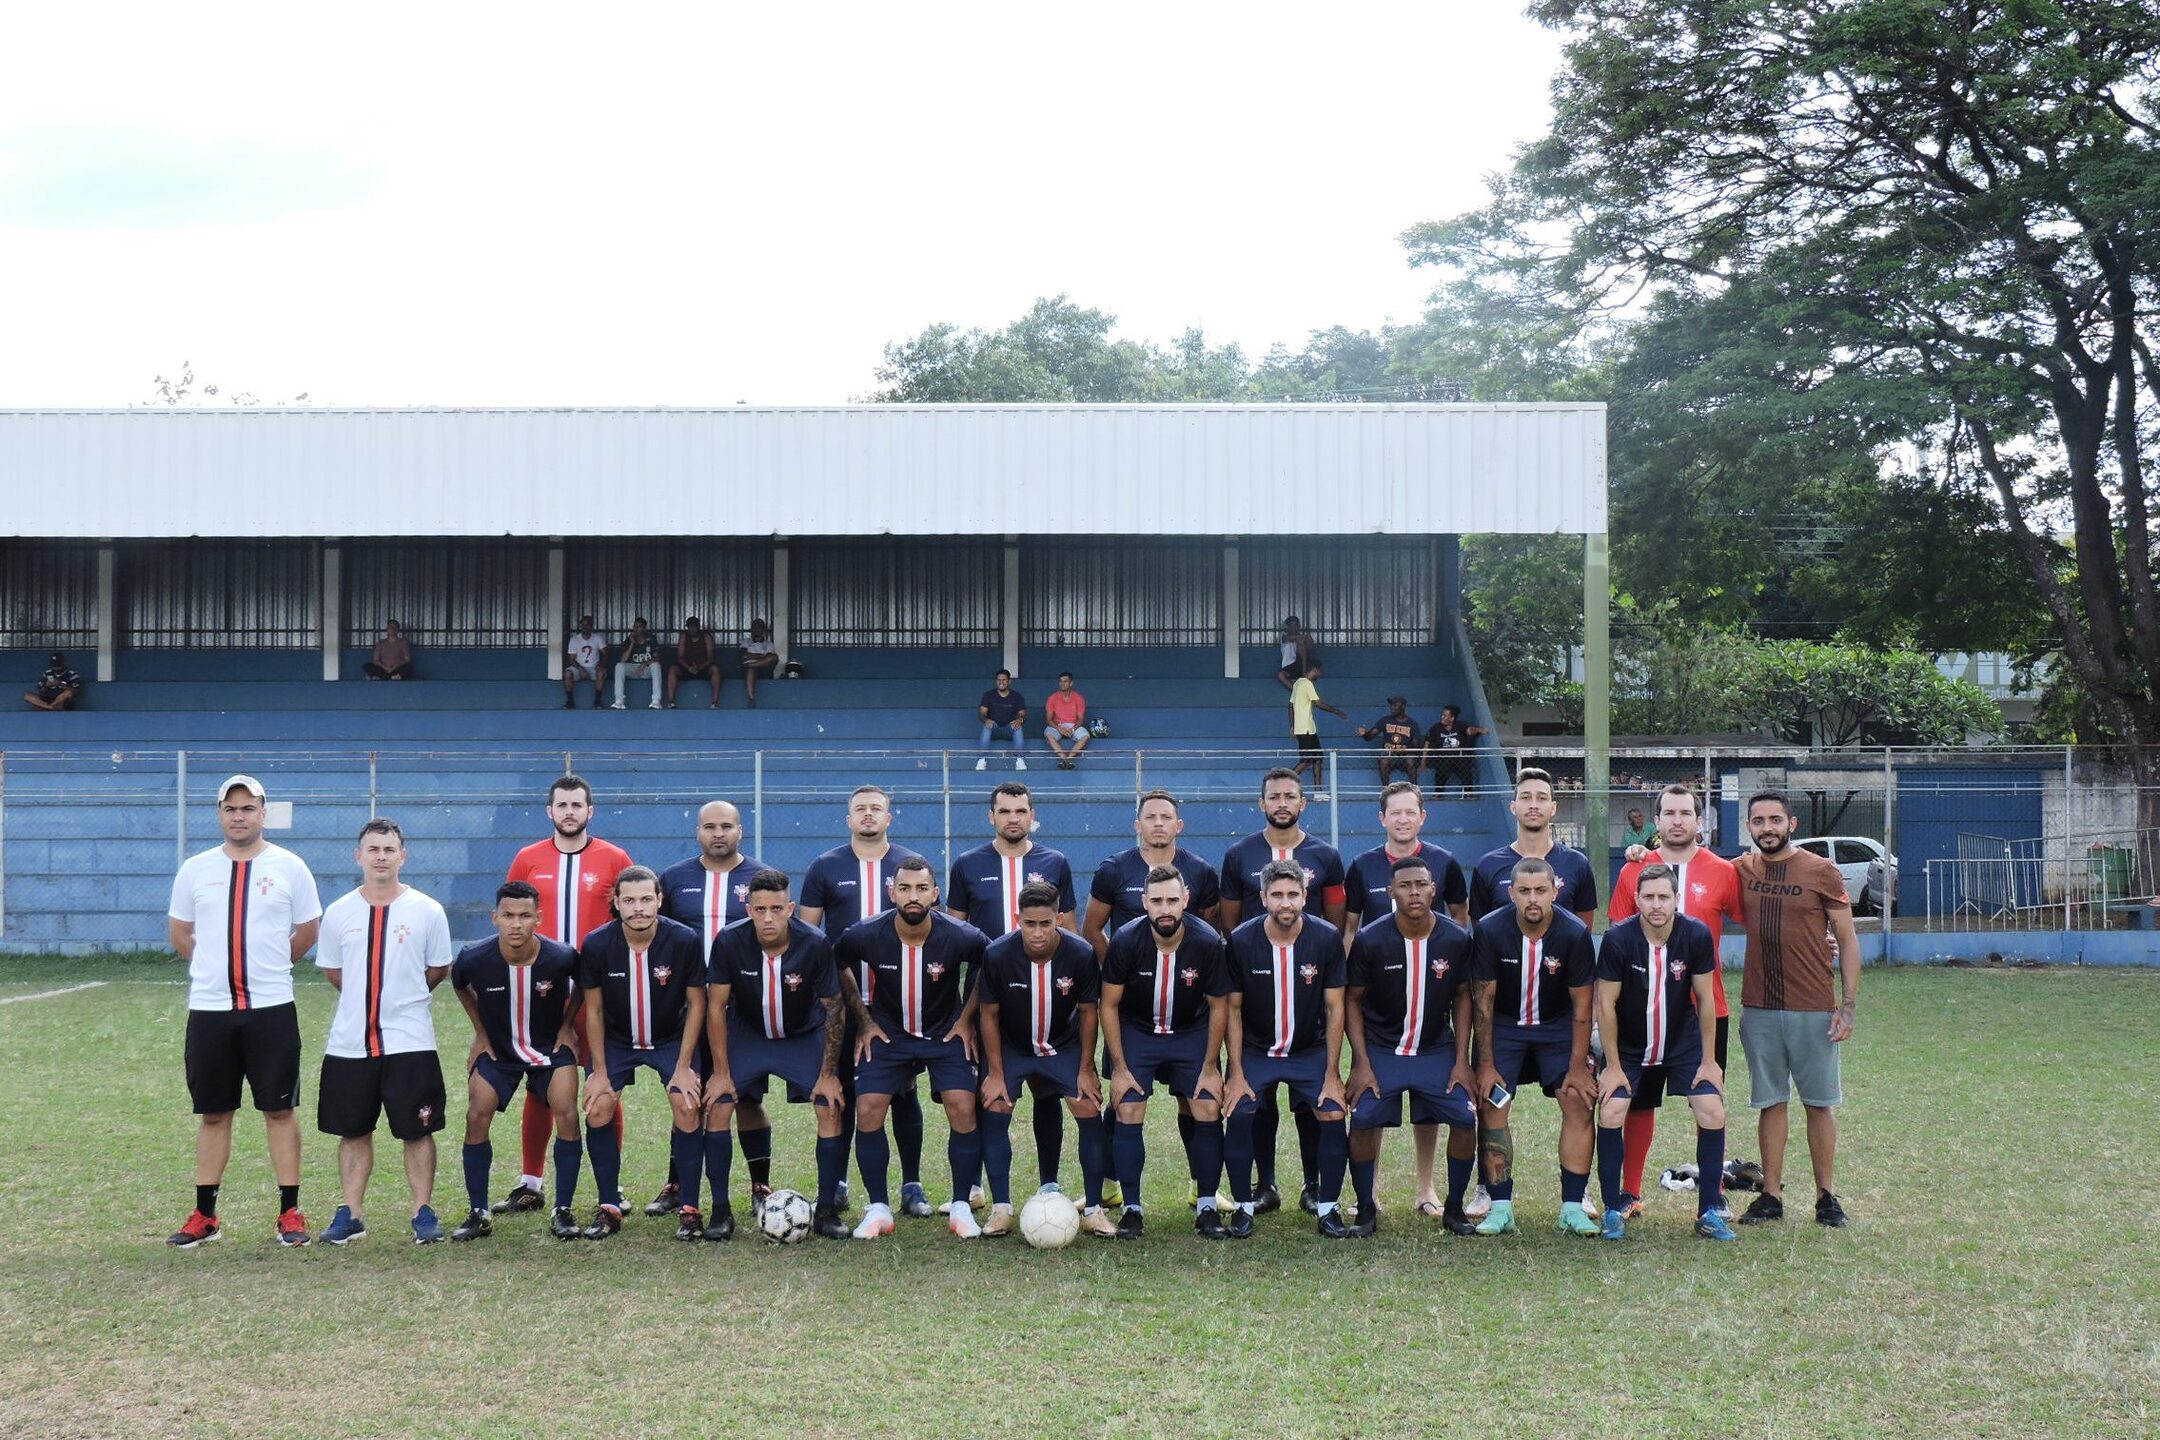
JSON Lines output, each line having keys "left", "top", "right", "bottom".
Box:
{"left": 1002, "top": 853, "right": 1025, "bottom": 934}
{"left": 901, "top": 942, "right": 924, "bottom": 1037}
{"left": 1644, "top": 943, "right": 1669, "bottom": 1064}
{"left": 1151, "top": 947, "right": 1177, "bottom": 1034}
{"left": 1397, "top": 933, "right": 1427, "bottom": 1057}
{"left": 1268, "top": 944, "right": 1296, "bottom": 1058}
{"left": 704, "top": 880, "right": 728, "bottom": 948}
{"left": 628, "top": 943, "right": 653, "bottom": 1049}
{"left": 1029, "top": 961, "right": 1055, "bottom": 1056}
{"left": 859, "top": 856, "right": 885, "bottom": 921}
{"left": 554, "top": 850, "right": 583, "bottom": 944}
{"left": 509, "top": 966, "right": 548, "bottom": 1065}
{"left": 760, "top": 952, "right": 786, "bottom": 1039}
{"left": 1521, "top": 937, "right": 1542, "bottom": 1026}
{"left": 363, "top": 903, "right": 390, "bottom": 1058}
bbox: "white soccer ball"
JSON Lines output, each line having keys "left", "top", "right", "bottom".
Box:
{"left": 1019, "top": 1191, "right": 1081, "bottom": 1250}
{"left": 757, "top": 1188, "right": 814, "bottom": 1244}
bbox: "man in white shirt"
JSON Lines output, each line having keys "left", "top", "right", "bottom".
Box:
{"left": 314, "top": 818, "right": 455, "bottom": 1245}
{"left": 165, "top": 775, "right": 324, "bottom": 1248}
{"left": 564, "top": 614, "right": 609, "bottom": 709}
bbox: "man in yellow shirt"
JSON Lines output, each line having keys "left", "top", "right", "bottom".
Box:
{"left": 1288, "top": 662, "right": 1349, "bottom": 796}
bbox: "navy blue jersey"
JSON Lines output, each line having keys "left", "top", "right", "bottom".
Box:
{"left": 947, "top": 841, "right": 1077, "bottom": 936}
{"left": 1219, "top": 831, "right": 1348, "bottom": 914}
{"left": 1088, "top": 846, "right": 1222, "bottom": 932}
{"left": 1468, "top": 907, "right": 1595, "bottom": 1029}
{"left": 836, "top": 911, "right": 986, "bottom": 1041}
{"left": 657, "top": 854, "right": 768, "bottom": 951}
{"left": 708, "top": 916, "right": 838, "bottom": 1041}
{"left": 576, "top": 917, "right": 707, "bottom": 1051}
{"left": 1101, "top": 915, "right": 1231, "bottom": 1036}
{"left": 1347, "top": 913, "right": 1473, "bottom": 1056}
{"left": 1595, "top": 914, "right": 1716, "bottom": 1062}
{"left": 1467, "top": 842, "right": 1601, "bottom": 920}
{"left": 1226, "top": 915, "right": 1346, "bottom": 1058}
{"left": 1344, "top": 841, "right": 1469, "bottom": 924}
{"left": 451, "top": 937, "right": 580, "bottom": 1066}
{"left": 978, "top": 929, "right": 1099, "bottom": 1056}
{"left": 798, "top": 842, "right": 923, "bottom": 935}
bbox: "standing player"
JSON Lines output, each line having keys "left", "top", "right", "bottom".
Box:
{"left": 1219, "top": 768, "right": 1347, "bottom": 1214}
{"left": 1099, "top": 867, "right": 1231, "bottom": 1239}
{"left": 799, "top": 784, "right": 929, "bottom": 1215}
{"left": 1082, "top": 789, "right": 1222, "bottom": 952}
{"left": 313, "top": 819, "right": 455, "bottom": 1246}
{"left": 166, "top": 775, "right": 323, "bottom": 1248}
{"left": 1734, "top": 792, "right": 1861, "bottom": 1228}
{"left": 1593, "top": 864, "right": 1735, "bottom": 1241}
{"left": 975, "top": 883, "right": 1109, "bottom": 1236}
{"left": 836, "top": 858, "right": 988, "bottom": 1240}
{"left": 498, "top": 776, "right": 634, "bottom": 1214}
{"left": 1467, "top": 766, "right": 1600, "bottom": 924}
{"left": 949, "top": 782, "right": 1078, "bottom": 1202}
{"left": 575, "top": 867, "right": 707, "bottom": 1240}
{"left": 1468, "top": 857, "right": 1598, "bottom": 1237}
{"left": 1608, "top": 783, "right": 1744, "bottom": 1218}
{"left": 704, "top": 870, "right": 852, "bottom": 1242}
{"left": 1343, "top": 855, "right": 1480, "bottom": 1235}
{"left": 448, "top": 881, "right": 586, "bottom": 1242}
{"left": 1223, "top": 861, "right": 1354, "bottom": 1236}
{"left": 658, "top": 800, "right": 775, "bottom": 1216}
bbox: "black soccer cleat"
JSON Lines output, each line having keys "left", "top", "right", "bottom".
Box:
{"left": 1318, "top": 1208, "right": 1366, "bottom": 1239}
{"left": 549, "top": 1206, "right": 583, "bottom": 1240}
{"left": 1738, "top": 1193, "right": 1785, "bottom": 1225}
{"left": 493, "top": 1182, "right": 545, "bottom": 1215}
{"left": 1194, "top": 1207, "right": 1229, "bottom": 1240}
{"left": 1225, "top": 1208, "right": 1255, "bottom": 1240}
{"left": 812, "top": 1203, "right": 851, "bottom": 1240}
{"left": 645, "top": 1182, "right": 680, "bottom": 1218}
{"left": 450, "top": 1208, "right": 492, "bottom": 1242}
{"left": 1114, "top": 1207, "right": 1145, "bottom": 1240}
{"left": 581, "top": 1204, "right": 624, "bottom": 1241}
{"left": 1353, "top": 1202, "right": 1380, "bottom": 1236}
{"left": 1253, "top": 1184, "right": 1283, "bottom": 1215}
{"left": 675, "top": 1206, "right": 704, "bottom": 1242}
{"left": 1815, "top": 1191, "right": 1849, "bottom": 1228}
{"left": 1298, "top": 1182, "right": 1320, "bottom": 1215}
{"left": 1440, "top": 1201, "right": 1477, "bottom": 1237}
{"left": 702, "top": 1204, "right": 736, "bottom": 1242}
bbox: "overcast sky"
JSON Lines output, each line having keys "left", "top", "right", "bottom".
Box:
{"left": 0, "top": 3, "right": 1564, "bottom": 407}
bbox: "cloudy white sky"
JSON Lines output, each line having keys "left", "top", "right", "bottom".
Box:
{"left": 0, "top": 3, "right": 1564, "bottom": 407}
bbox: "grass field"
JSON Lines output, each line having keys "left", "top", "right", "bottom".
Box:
{"left": 1, "top": 956, "right": 2155, "bottom": 1439}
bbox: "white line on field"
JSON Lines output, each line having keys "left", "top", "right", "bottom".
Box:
{"left": 0, "top": 981, "right": 109, "bottom": 1006}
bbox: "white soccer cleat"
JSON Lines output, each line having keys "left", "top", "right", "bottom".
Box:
{"left": 1464, "top": 1183, "right": 1493, "bottom": 1219}
{"left": 851, "top": 1203, "right": 896, "bottom": 1240}
{"left": 947, "top": 1202, "right": 982, "bottom": 1239}
{"left": 968, "top": 1184, "right": 988, "bottom": 1210}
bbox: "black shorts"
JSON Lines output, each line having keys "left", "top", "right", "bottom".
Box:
{"left": 318, "top": 1052, "right": 448, "bottom": 1140}
{"left": 1295, "top": 733, "right": 1322, "bottom": 757}
{"left": 1628, "top": 1015, "right": 1731, "bottom": 1111}
{"left": 185, "top": 1004, "right": 303, "bottom": 1114}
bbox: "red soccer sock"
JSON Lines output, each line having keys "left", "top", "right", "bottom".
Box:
{"left": 1622, "top": 1109, "right": 1656, "bottom": 1197}
{"left": 520, "top": 1091, "right": 552, "bottom": 1180}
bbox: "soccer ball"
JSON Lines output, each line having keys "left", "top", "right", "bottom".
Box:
{"left": 1018, "top": 1191, "right": 1081, "bottom": 1249}
{"left": 1088, "top": 718, "right": 1111, "bottom": 738}
{"left": 757, "top": 1188, "right": 814, "bottom": 1244}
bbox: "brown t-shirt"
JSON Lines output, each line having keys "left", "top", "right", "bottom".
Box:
{"left": 1735, "top": 848, "right": 1850, "bottom": 1012}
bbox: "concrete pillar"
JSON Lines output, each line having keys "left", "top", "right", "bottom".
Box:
{"left": 321, "top": 542, "right": 341, "bottom": 682}
{"left": 1002, "top": 540, "right": 1020, "bottom": 676}
{"left": 546, "top": 541, "right": 566, "bottom": 680}
{"left": 772, "top": 541, "right": 791, "bottom": 665}
{"left": 1222, "top": 541, "right": 1240, "bottom": 679}
{"left": 96, "top": 545, "right": 116, "bottom": 682}
{"left": 1583, "top": 529, "right": 1611, "bottom": 927}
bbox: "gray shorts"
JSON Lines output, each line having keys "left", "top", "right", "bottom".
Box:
{"left": 1739, "top": 1008, "right": 1843, "bottom": 1109}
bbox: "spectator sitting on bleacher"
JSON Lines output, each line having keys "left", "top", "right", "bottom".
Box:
{"left": 564, "top": 614, "right": 609, "bottom": 708}
{"left": 1356, "top": 694, "right": 1421, "bottom": 785}
{"left": 1276, "top": 615, "right": 1315, "bottom": 692}
{"left": 362, "top": 620, "right": 416, "bottom": 680}
{"left": 612, "top": 617, "right": 662, "bottom": 710}
{"left": 668, "top": 616, "right": 719, "bottom": 709}
{"left": 976, "top": 669, "right": 1027, "bottom": 771}
{"left": 1422, "top": 704, "right": 1489, "bottom": 796}
{"left": 1043, "top": 671, "right": 1091, "bottom": 769}
{"left": 23, "top": 651, "right": 83, "bottom": 711}
{"left": 740, "top": 618, "right": 779, "bottom": 708}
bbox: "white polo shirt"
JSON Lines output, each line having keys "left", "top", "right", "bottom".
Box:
{"left": 169, "top": 843, "right": 324, "bottom": 1012}
{"left": 317, "top": 885, "right": 454, "bottom": 1058}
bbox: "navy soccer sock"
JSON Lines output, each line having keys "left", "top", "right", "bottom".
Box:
{"left": 700, "top": 1126, "right": 733, "bottom": 1212}
{"left": 586, "top": 1122, "right": 623, "bottom": 1210}
{"left": 892, "top": 1086, "right": 925, "bottom": 1186}
{"left": 1187, "top": 1113, "right": 1224, "bottom": 1201}
{"left": 814, "top": 1134, "right": 848, "bottom": 1210}
{"left": 1597, "top": 1125, "right": 1626, "bottom": 1211}
{"left": 1112, "top": 1118, "right": 1147, "bottom": 1209}
{"left": 1076, "top": 1114, "right": 1108, "bottom": 1209}
{"left": 1251, "top": 1091, "right": 1280, "bottom": 1190}
{"left": 1446, "top": 1153, "right": 1473, "bottom": 1209}
{"left": 1316, "top": 1117, "right": 1348, "bottom": 1204}
{"left": 856, "top": 1125, "right": 891, "bottom": 1208}
{"left": 1561, "top": 1167, "right": 1590, "bottom": 1206}
{"left": 739, "top": 1123, "right": 772, "bottom": 1192}
{"left": 947, "top": 1127, "right": 983, "bottom": 1209}
{"left": 1697, "top": 1126, "right": 1727, "bottom": 1216}
{"left": 981, "top": 1107, "right": 1015, "bottom": 1206}
{"left": 671, "top": 1126, "right": 706, "bottom": 1214}
{"left": 463, "top": 1141, "right": 492, "bottom": 1215}
{"left": 1033, "top": 1095, "right": 1064, "bottom": 1187}
{"left": 552, "top": 1137, "right": 582, "bottom": 1210}
{"left": 1222, "top": 1107, "right": 1257, "bottom": 1204}
{"left": 1350, "top": 1156, "right": 1377, "bottom": 1209}
{"left": 1296, "top": 1105, "right": 1322, "bottom": 1188}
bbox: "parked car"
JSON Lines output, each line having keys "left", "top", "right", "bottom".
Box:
{"left": 1790, "top": 835, "right": 1899, "bottom": 915}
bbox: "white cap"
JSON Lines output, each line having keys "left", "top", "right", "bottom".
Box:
{"left": 219, "top": 774, "right": 266, "bottom": 801}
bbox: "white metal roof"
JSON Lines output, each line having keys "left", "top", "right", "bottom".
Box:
{"left": 0, "top": 405, "right": 1606, "bottom": 539}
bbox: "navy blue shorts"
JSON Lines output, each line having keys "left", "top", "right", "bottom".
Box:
{"left": 1613, "top": 1040, "right": 1716, "bottom": 1109}
{"left": 1233, "top": 1048, "right": 1345, "bottom": 1119}
{"left": 719, "top": 1016, "right": 829, "bottom": 1105}
{"left": 992, "top": 1045, "right": 1085, "bottom": 1102}
{"left": 594, "top": 1043, "right": 706, "bottom": 1096}
{"left": 857, "top": 1032, "right": 975, "bottom": 1098}
{"left": 472, "top": 1048, "right": 576, "bottom": 1108}
{"left": 1351, "top": 1044, "right": 1475, "bottom": 1130}
{"left": 1117, "top": 1026, "right": 1216, "bottom": 1104}
{"left": 1490, "top": 1021, "right": 1574, "bottom": 1097}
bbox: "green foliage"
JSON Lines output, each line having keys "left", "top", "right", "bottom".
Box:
{"left": 1459, "top": 534, "right": 1582, "bottom": 711}
{"left": 1745, "top": 640, "right": 2001, "bottom": 747}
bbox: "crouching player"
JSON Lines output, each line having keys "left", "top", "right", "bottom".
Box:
{"left": 976, "top": 882, "right": 1109, "bottom": 1236}
{"left": 1343, "top": 854, "right": 1479, "bottom": 1236}
{"left": 450, "top": 882, "right": 585, "bottom": 1241}
{"left": 704, "top": 870, "right": 852, "bottom": 1242}
{"left": 1593, "top": 863, "right": 1735, "bottom": 1242}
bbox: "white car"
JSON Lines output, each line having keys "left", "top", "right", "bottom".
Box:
{"left": 1791, "top": 835, "right": 1899, "bottom": 915}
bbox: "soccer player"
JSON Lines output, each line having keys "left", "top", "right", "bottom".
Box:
{"left": 1219, "top": 768, "right": 1347, "bottom": 1214}
{"left": 313, "top": 819, "right": 454, "bottom": 1245}
{"left": 498, "top": 775, "right": 634, "bottom": 1214}
{"left": 1082, "top": 789, "right": 1222, "bottom": 952}
{"left": 448, "top": 881, "right": 586, "bottom": 1242}
{"left": 1468, "top": 856, "right": 1598, "bottom": 1236}
{"left": 949, "top": 782, "right": 1078, "bottom": 1200}
{"left": 1608, "top": 783, "right": 1744, "bottom": 1218}
{"left": 799, "top": 784, "right": 930, "bottom": 1216}
{"left": 1344, "top": 854, "right": 1479, "bottom": 1235}
{"left": 1593, "top": 864, "right": 1735, "bottom": 1241}
{"left": 1734, "top": 791, "right": 1861, "bottom": 1228}
{"left": 1223, "top": 861, "right": 1354, "bottom": 1236}
{"left": 1466, "top": 766, "right": 1600, "bottom": 924}
{"left": 165, "top": 775, "right": 324, "bottom": 1248}
{"left": 704, "top": 870, "right": 852, "bottom": 1241}
{"left": 658, "top": 800, "right": 775, "bottom": 1215}
{"left": 575, "top": 867, "right": 708, "bottom": 1240}
{"left": 836, "top": 857, "right": 988, "bottom": 1239}
{"left": 975, "top": 882, "right": 1109, "bottom": 1235}
{"left": 1099, "top": 866, "right": 1231, "bottom": 1239}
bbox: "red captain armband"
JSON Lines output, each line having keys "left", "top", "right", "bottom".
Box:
{"left": 1323, "top": 884, "right": 1347, "bottom": 911}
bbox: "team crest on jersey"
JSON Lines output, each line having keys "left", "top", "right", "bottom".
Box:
{"left": 653, "top": 966, "right": 673, "bottom": 985}
{"left": 256, "top": 875, "right": 275, "bottom": 896}
{"left": 1543, "top": 954, "right": 1561, "bottom": 974}
{"left": 1180, "top": 966, "right": 1199, "bottom": 986}
{"left": 1430, "top": 958, "right": 1450, "bottom": 980}
{"left": 1055, "top": 976, "right": 1075, "bottom": 995}
{"left": 582, "top": 873, "right": 599, "bottom": 888}
{"left": 734, "top": 884, "right": 750, "bottom": 903}
{"left": 926, "top": 961, "right": 947, "bottom": 980}
{"left": 784, "top": 973, "right": 804, "bottom": 991}
{"left": 1691, "top": 882, "right": 1708, "bottom": 901}
{"left": 393, "top": 924, "right": 411, "bottom": 945}
{"left": 536, "top": 980, "right": 555, "bottom": 996}
{"left": 1299, "top": 963, "right": 1319, "bottom": 983}
{"left": 1668, "top": 959, "right": 1687, "bottom": 981}
{"left": 1301, "top": 867, "right": 1317, "bottom": 887}
{"left": 1027, "top": 871, "right": 1046, "bottom": 886}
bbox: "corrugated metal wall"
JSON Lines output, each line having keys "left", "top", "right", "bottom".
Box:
{"left": 792, "top": 539, "right": 1000, "bottom": 646}
{"left": 1020, "top": 539, "right": 1220, "bottom": 646}
{"left": 568, "top": 541, "right": 774, "bottom": 640}
{"left": 343, "top": 540, "right": 549, "bottom": 647}
{"left": 123, "top": 541, "right": 316, "bottom": 649}
{"left": 0, "top": 541, "right": 97, "bottom": 647}
{"left": 1240, "top": 537, "right": 1435, "bottom": 646}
